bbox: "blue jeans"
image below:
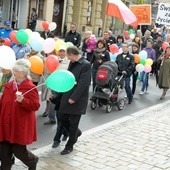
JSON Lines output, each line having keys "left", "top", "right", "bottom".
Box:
{"left": 141, "top": 72, "right": 149, "bottom": 92}
{"left": 124, "top": 77, "right": 133, "bottom": 100}
{"left": 91, "top": 67, "right": 97, "bottom": 92}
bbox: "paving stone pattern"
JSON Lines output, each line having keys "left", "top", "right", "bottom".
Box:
{"left": 13, "top": 101, "right": 170, "bottom": 170}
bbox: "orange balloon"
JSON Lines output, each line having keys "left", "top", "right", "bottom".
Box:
{"left": 134, "top": 54, "right": 140, "bottom": 64}
{"left": 45, "top": 55, "right": 60, "bottom": 73}
{"left": 29, "top": 56, "right": 44, "bottom": 75}
{"left": 135, "top": 37, "right": 140, "bottom": 43}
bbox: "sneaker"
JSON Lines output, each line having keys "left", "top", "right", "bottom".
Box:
{"left": 160, "top": 96, "right": 165, "bottom": 100}
{"left": 139, "top": 91, "right": 144, "bottom": 95}
{"left": 44, "top": 120, "right": 56, "bottom": 125}
{"left": 52, "top": 141, "right": 60, "bottom": 148}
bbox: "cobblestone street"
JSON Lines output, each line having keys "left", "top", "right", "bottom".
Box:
{"left": 13, "top": 100, "right": 170, "bottom": 170}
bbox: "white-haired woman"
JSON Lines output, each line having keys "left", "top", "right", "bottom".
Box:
{"left": 0, "top": 59, "right": 40, "bottom": 170}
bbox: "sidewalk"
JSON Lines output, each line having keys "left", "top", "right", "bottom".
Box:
{"left": 13, "top": 100, "right": 170, "bottom": 170}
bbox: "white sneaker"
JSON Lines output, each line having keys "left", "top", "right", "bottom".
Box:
{"left": 139, "top": 91, "right": 144, "bottom": 95}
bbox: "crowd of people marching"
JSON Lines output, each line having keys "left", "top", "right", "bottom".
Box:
{"left": 0, "top": 19, "right": 170, "bottom": 169}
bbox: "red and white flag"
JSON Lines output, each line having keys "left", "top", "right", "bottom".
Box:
{"left": 106, "top": 0, "right": 139, "bottom": 27}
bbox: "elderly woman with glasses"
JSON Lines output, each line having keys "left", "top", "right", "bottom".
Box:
{"left": 0, "top": 59, "right": 40, "bottom": 170}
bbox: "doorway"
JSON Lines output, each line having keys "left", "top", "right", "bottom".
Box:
{"left": 52, "top": 0, "right": 64, "bottom": 36}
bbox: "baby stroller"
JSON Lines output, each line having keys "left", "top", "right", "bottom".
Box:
{"left": 90, "top": 61, "right": 125, "bottom": 113}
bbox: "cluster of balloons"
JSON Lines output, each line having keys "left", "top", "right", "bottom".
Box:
{"left": 135, "top": 50, "right": 153, "bottom": 73}
{"left": 123, "top": 29, "right": 135, "bottom": 40}
{"left": 42, "top": 21, "right": 57, "bottom": 32}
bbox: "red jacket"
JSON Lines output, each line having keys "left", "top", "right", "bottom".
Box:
{"left": 0, "top": 78, "right": 40, "bottom": 145}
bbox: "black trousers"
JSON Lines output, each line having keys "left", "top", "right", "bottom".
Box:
{"left": 61, "top": 114, "right": 82, "bottom": 149}
{"left": 53, "top": 111, "right": 68, "bottom": 143}
{"left": 0, "top": 141, "right": 38, "bottom": 170}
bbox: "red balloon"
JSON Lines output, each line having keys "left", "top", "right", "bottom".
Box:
{"left": 124, "top": 30, "right": 129, "bottom": 36}
{"left": 42, "top": 21, "right": 49, "bottom": 30}
{"left": 45, "top": 55, "right": 60, "bottom": 73}
{"left": 9, "top": 30, "right": 19, "bottom": 44}
{"left": 109, "top": 44, "right": 119, "bottom": 54}
{"left": 4, "top": 38, "right": 11, "bottom": 46}
{"left": 162, "top": 42, "right": 169, "bottom": 50}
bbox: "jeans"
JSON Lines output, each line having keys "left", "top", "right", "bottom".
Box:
{"left": 141, "top": 72, "right": 149, "bottom": 92}
{"left": 132, "top": 72, "right": 138, "bottom": 95}
{"left": 124, "top": 77, "right": 133, "bottom": 100}
{"left": 61, "top": 114, "right": 82, "bottom": 149}
{"left": 53, "top": 111, "right": 68, "bottom": 143}
{"left": 91, "top": 67, "right": 97, "bottom": 92}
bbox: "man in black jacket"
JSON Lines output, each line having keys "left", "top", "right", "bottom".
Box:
{"left": 116, "top": 43, "right": 135, "bottom": 104}
{"left": 65, "top": 22, "right": 81, "bottom": 48}
{"left": 59, "top": 46, "right": 91, "bottom": 155}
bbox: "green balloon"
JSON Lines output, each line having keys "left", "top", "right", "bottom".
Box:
{"left": 140, "top": 59, "right": 146, "bottom": 65}
{"left": 45, "top": 70, "right": 76, "bottom": 92}
{"left": 129, "top": 29, "right": 134, "bottom": 35}
{"left": 16, "top": 29, "right": 29, "bottom": 44}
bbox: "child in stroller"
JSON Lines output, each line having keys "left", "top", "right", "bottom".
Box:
{"left": 90, "top": 61, "right": 125, "bottom": 113}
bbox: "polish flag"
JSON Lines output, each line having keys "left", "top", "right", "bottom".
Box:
{"left": 106, "top": 0, "right": 139, "bottom": 27}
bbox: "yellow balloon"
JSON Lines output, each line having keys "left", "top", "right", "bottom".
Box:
{"left": 145, "top": 58, "right": 153, "bottom": 66}
{"left": 55, "top": 39, "right": 65, "bottom": 52}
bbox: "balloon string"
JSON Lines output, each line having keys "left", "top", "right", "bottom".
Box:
{"left": 11, "top": 69, "right": 19, "bottom": 92}
{"left": 22, "top": 83, "right": 45, "bottom": 96}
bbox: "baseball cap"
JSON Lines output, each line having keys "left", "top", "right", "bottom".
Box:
{"left": 4, "top": 20, "right": 11, "bottom": 26}
{"left": 59, "top": 45, "right": 66, "bottom": 51}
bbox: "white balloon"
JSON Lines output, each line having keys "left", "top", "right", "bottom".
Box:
{"left": 136, "top": 64, "right": 144, "bottom": 72}
{"left": 0, "top": 45, "right": 16, "bottom": 69}
{"left": 49, "top": 22, "right": 57, "bottom": 31}
{"left": 130, "top": 34, "right": 135, "bottom": 40}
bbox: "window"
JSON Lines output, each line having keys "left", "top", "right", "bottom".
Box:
{"left": 37, "top": 0, "right": 44, "bottom": 19}
{"left": 86, "top": 0, "right": 93, "bottom": 25}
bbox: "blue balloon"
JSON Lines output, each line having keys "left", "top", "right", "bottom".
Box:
{"left": 139, "top": 50, "right": 148, "bottom": 60}
{"left": 30, "top": 38, "right": 44, "bottom": 52}
{"left": 110, "top": 52, "right": 118, "bottom": 61}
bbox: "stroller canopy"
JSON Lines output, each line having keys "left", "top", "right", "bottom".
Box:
{"left": 99, "top": 61, "right": 118, "bottom": 77}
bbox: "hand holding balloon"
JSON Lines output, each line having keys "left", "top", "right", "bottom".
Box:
{"left": 16, "top": 91, "right": 24, "bottom": 103}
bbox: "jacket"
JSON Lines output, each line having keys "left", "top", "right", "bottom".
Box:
{"left": 59, "top": 57, "right": 91, "bottom": 115}
{"left": 65, "top": 31, "right": 81, "bottom": 47}
{"left": 0, "top": 78, "right": 40, "bottom": 145}
{"left": 116, "top": 52, "right": 135, "bottom": 77}
{"left": 158, "top": 56, "right": 170, "bottom": 88}
{"left": 91, "top": 48, "right": 110, "bottom": 69}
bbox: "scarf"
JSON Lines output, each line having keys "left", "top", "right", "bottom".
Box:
{"left": 164, "top": 54, "right": 170, "bottom": 59}
{"left": 0, "top": 73, "right": 12, "bottom": 93}
{"left": 95, "top": 47, "right": 106, "bottom": 53}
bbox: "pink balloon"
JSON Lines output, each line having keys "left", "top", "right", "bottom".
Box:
{"left": 144, "top": 65, "right": 152, "bottom": 73}
{"left": 43, "top": 38, "right": 56, "bottom": 54}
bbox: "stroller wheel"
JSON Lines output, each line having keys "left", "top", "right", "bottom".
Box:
{"left": 117, "top": 99, "right": 125, "bottom": 111}
{"left": 90, "top": 101, "right": 97, "bottom": 110}
{"left": 106, "top": 104, "right": 112, "bottom": 113}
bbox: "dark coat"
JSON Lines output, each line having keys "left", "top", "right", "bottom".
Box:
{"left": 59, "top": 57, "right": 91, "bottom": 115}
{"left": 65, "top": 31, "right": 81, "bottom": 48}
{"left": 116, "top": 52, "right": 135, "bottom": 77}
{"left": 158, "top": 56, "right": 170, "bottom": 88}
{"left": 40, "top": 31, "right": 54, "bottom": 39}
{"left": 0, "top": 78, "right": 40, "bottom": 145}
